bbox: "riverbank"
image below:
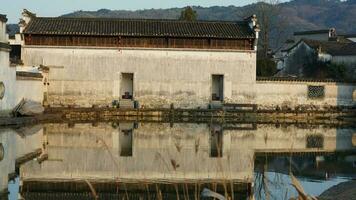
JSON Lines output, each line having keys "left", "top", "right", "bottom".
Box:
{"left": 1, "top": 106, "right": 355, "bottom": 127}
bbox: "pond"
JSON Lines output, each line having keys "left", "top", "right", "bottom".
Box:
{"left": 0, "top": 122, "right": 355, "bottom": 199}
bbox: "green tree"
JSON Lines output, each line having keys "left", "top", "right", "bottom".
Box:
{"left": 257, "top": 58, "right": 278, "bottom": 77}
{"left": 179, "top": 6, "right": 197, "bottom": 21}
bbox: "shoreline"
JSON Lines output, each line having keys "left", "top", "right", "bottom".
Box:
{"left": 1, "top": 107, "right": 355, "bottom": 127}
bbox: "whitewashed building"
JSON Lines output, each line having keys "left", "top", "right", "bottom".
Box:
{"left": 16, "top": 10, "right": 356, "bottom": 109}
{"left": 20, "top": 11, "right": 260, "bottom": 108}
{"left": 0, "top": 14, "right": 44, "bottom": 112}
{"left": 0, "top": 14, "right": 17, "bottom": 111}
{"left": 278, "top": 39, "right": 356, "bottom": 80}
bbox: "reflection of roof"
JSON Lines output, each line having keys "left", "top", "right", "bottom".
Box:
{"left": 23, "top": 17, "right": 255, "bottom": 39}
{"left": 22, "top": 181, "right": 249, "bottom": 200}
{"left": 283, "top": 39, "right": 356, "bottom": 56}
{"left": 294, "top": 29, "right": 330, "bottom": 36}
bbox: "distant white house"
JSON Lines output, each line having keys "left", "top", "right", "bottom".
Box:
{"left": 277, "top": 39, "right": 356, "bottom": 79}
{"left": 293, "top": 28, "right": 337, "bottom": 42}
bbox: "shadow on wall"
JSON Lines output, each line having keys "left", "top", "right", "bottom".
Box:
{"left": 336, "top": 82, "right": 356, "bottom": 107}
{"left": 336, "top": 83, "right": 356, "bottom": 150}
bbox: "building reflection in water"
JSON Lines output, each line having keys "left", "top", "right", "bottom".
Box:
{"left": 0, "top": 122, "right": 355, "bottom": 199}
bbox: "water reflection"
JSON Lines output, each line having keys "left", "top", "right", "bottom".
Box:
{"left": 0, "top": 122, "right": 355, "bottom": 199}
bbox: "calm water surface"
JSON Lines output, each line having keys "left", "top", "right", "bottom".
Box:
{"left": 1, "top": 122, "right": 355, "bottom": 199}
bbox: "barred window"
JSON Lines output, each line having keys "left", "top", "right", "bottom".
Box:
{"left": 308, "top": 85, "right": 325, "bottom": 99}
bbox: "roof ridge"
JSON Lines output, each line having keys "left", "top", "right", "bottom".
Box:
{"left": 23, "top": 17, "right": 255, "bottom": 39}
{"left": 34, "top": 16, "right": 247, "bottom": 24}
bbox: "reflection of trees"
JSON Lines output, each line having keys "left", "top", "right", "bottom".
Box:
{"left": 254, "top": 155, "right": 295, "bottom": 200}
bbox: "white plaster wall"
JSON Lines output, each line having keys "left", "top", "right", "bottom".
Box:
{"left": 0, "top": 53, "right": 43, "bottom": 111}
{"left": 21, "top": 46, "right": 355, "bottom": 109}
{"left": 0, "top": 21, "right": 6, "bottom": 43}
{"left": 252, "top": 81, "right": 356, "bottom": 108}
{"left": 15, "top": 79, "right": 44, "bottom": 104}
{"left": 22, "top": 46, "right": 256, "bottom": 108}
{"left": 0, "top": 22, "right": 17, "bottom": 111}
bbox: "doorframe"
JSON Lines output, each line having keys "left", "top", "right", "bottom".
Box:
{"left": 211, "top": 74, "right": 224, "bottom": 102}
{"left": 120, "top": 72, "right": 135, "bottom": 100}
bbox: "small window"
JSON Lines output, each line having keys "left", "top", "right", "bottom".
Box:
{"left": 306, "top": 135, "right": 324, "bottom": 148}
{"left": 0, "top": 82, "right": 4, "bottom": 100}
{"left": 308, "top": 86, "right": 325, "bottom": 99}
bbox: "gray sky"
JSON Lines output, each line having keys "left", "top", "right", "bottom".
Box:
{"left": 0, "top": 0, "right": 287, "bottom": 23}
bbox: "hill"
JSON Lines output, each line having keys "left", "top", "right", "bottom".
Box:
{"left": 7, "top": 0, "right": 356, "bottom": 50}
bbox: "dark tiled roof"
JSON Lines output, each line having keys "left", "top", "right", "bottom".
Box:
{"left": 283, "top": 39, "right": 356, "bottom": 56}
{"left": 0, "top": 14, "right": 7, "bottom": 22}
{"left": 294, "top": 29, "right": 330, "bottom": 36}
{"left": 23, "top": 17, "right": 254, "bottom": 39}
{"left": 303, "top": 39, "right": 356, "bottom": 56}
{"left": 341, "top": 33, "right": 356, "bottom": 38}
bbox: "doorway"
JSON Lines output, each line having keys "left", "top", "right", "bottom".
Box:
{"left": 120, "top": 129, "right": 133, "bottom": 157}
{"left": 121, "top": 73, "right": 134, "bottom": 100}
{"left": 210, "top": 125, "right": 223, "bottom": 158}
{"left": 212, "top": 75, "right": 224, "bottom": 101}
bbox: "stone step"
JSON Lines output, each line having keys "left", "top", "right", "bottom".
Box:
{"left": 119, "top": 100, "right": 134, "bottom": 109}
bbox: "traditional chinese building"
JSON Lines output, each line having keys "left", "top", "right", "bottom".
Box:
{"left": 19, "top": 10, "right": 260, "bottom": 108}
{"left": 17, "top": 10, "right": 356, "bottom": 109}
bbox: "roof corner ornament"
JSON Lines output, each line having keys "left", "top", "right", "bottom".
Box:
{"left": 20, "top": 9, "right": 36, "bottom": 33}
{"left": 245, "top": 14, "right": 259, "bottom": 51}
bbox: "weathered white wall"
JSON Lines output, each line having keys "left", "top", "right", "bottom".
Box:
{"left": 0, "top": 21, "right": 6, "bottom": 43}
{"left": 252, "top": 81, "right": 355, "bottom": 108}
{"left": 0, "top": 21, "right": 17, "bottom": 111}
{"left": 21, "top": 46, "right": 356, "bottom": 109}
{"left": 22, "top": 46, "right": 256, "bottom": 108}
{"left": 15, "top": 79, "right": 44, "bottom": 104}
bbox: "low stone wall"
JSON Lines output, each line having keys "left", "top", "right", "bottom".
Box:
{"left": 253, "top": 80, "right": 356, "bottom": 109}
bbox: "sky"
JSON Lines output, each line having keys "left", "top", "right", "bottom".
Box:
{"left": 0, "top": 0, "right": 287, "bottom": 23}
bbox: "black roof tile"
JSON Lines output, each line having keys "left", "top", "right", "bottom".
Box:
{"left": 283, "top": 39, "right": 356, "bottom": 56}
{"left": 294, "top": 29, "right": 330, "bottom": 36}
{"left": 23, "top": 17, "right": 255, "bottom": 39}
{"left": 303, "top": 39, "right": 356, "bottom": 56}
